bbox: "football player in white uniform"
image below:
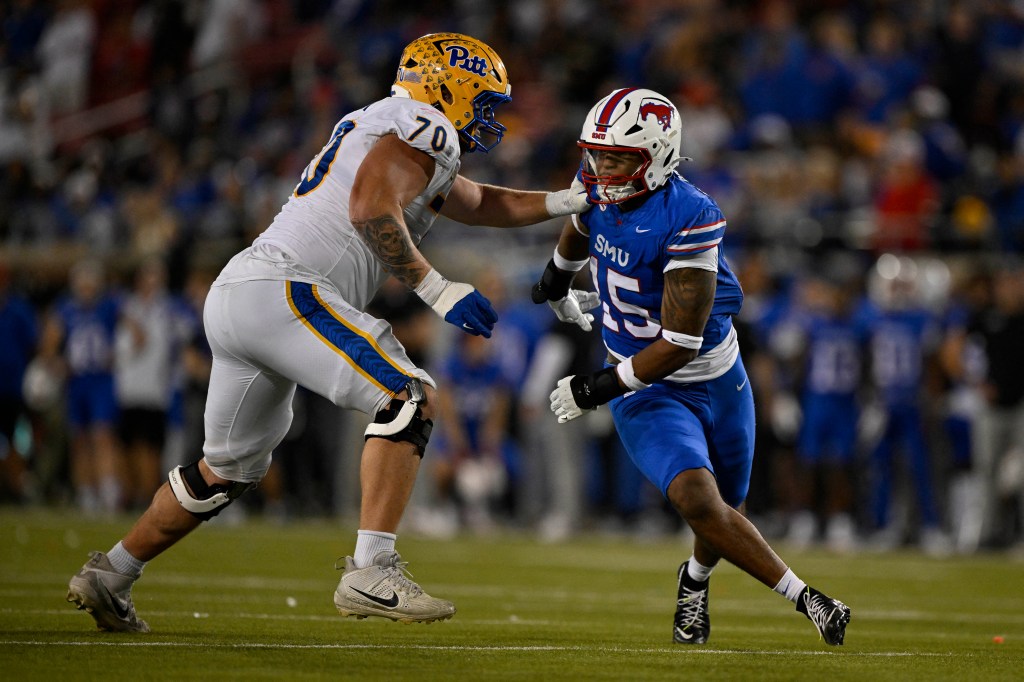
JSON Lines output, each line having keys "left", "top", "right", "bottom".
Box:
{"left": 67, "top": 32, "right": 589, "bottom": 631}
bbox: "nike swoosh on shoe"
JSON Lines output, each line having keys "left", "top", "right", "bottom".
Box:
{"left": 675, "top": 627, "right": 695, "bottom": 640}
{"left": 107, "top": 590, "right": 132, "bottom": 621}
{"left": 350, "top": 587, "right": 400, "bottom": 608}
{"left": 84, "top": 573, "right": 132, "bottom": 621}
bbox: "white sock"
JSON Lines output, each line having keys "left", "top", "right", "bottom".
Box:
{"left": 353, "top": 530, "right": 397, "bottom": 569}
{"left": 686, "top": 555, "right": 715, "bottom": 582}
{"left": 773, "top": 568, "right": 807, "bottom": 602}
{"left": 107, "top": 541, "right": 145, "bottom": 579}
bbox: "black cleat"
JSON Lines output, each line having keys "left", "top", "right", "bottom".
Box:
{"left": 796, "top": 586, "right": 850, "bottom": 645}
{"left": 673, "top": 561, "right": 710, "bottom": 644}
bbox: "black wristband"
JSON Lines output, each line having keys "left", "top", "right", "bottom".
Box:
{"left": 570, "top": 367, "right": 627, "bottom": 410}
{"left": 531, "top": 259, "right": 575, "bottom": 304}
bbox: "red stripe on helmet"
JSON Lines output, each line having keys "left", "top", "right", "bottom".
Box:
{"left": 596, "top": 87, "right": 639, "bottom": 131}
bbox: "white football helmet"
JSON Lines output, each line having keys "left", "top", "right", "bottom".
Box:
{"left": 578, "top": 88, "right": 684, "bottom": 204}
{"left": 868, "top": 253, "right": 920, "bottom": 310}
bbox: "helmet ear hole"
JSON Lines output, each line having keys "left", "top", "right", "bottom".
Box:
{"left": 439, "top": 83, "right": 454, "bottom": 106}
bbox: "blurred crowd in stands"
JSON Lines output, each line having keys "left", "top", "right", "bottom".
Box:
{"left": 1, "top": 0, "right": 1023, "bottom": 554}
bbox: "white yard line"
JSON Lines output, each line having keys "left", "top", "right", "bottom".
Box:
{"left": 0, "top": 640, "right": 958, "bottom": 656}
{"left": 2, "top": 606, "right": 551, "bottom": 625}
{"left": 9, "top": 591, "right": 1024, "bottom": 625}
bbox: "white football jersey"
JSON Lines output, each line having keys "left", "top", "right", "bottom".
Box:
{"left": 214, "top": 96, "right": 461, "bottom": 311}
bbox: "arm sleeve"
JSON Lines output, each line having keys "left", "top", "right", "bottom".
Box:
{"left": 664, "top": 206, "right": 727, "bottom": 258}
{"left": 571, "top": 213, "right": 590, "bottom": 237}
{"left": 664, "top": 247, "right": 718, "bottom": 274}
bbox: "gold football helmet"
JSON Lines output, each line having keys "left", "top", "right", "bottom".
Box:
{"left": 392, "top": 32, "right": 511, "bottom": 153}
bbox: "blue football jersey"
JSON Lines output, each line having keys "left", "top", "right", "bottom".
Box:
{"left": 801, "top": 307, "right": 871, "bottom": 397}
{"left": 867, "top": 305, "right": 940, "bottom": 405}
{"left": 578, "top": 174, "right": 743, "bottom": 360}
{"left": 0, "top": 293, "right": 38, "bottom": 398}
{"left": 57, "top": 295, "right": 120, "bottom": 377}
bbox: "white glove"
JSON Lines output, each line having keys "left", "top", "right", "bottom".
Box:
{"left": 550, "top": 376, "right": 589, "bottom": 424}
{"left": 549, "top": 289, "right": 600, "bottom": 331}
{"left": 544, "top": 176, "right": 590, "bottom": 217}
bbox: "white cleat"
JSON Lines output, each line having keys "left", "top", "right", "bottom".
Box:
{"left": 334, "top": 551, "right": 455, "bottom": 624}
{"left": 67, "top": 551, "right": 150, "bottom": 633}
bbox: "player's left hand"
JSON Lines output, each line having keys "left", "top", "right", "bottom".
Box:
{"left": 442, "top": 285, "right": 499, "bottom": 337}
{"left": 549, "top": 289, "right": 600, "bottom": 331}
{"left": 415, "top": 270, "right": 499, "bottom": 337}
{"left": 549, "top": 376, "right": 589, "bottom": 423}
{"left": 544, "top": 176, "right": 591, "bottom": 217}
{"left": 549, "top": 368, "right": 627, "bottom": 424}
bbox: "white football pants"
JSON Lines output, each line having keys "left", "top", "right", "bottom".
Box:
{"left": 201, "top": 278, "right": 433, "bottom": 482}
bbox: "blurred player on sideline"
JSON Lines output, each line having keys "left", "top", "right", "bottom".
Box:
{"left": 40, "top": 260, "right": 122, "bottom": 515}
{"left": 533, "top": 88, "right": 851, "bottom": 645}
{"left": 67, "top": 32, "right": 588, "bottom": 632}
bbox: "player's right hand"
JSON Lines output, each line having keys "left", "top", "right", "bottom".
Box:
{"left": 549, "top": 289, "right": 600, "bottom": 331}
{"left": 437, "top": 282, "right": 499, "bottom": 337}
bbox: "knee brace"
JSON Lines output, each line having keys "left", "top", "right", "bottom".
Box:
{"left": 168, "top": 460, "right": 255, "bottom": 521}
{"left": 364, "top": 378, "right": 433, "bottom": 457}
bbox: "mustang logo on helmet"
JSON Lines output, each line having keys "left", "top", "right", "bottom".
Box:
{"left": 577, "top": 88, "right": 684, "bottom": 204}
{"left": 445, "top": 45, "right": 489, "bottom": 76}
{"left": 639, "top": 102, "right": 674, "bottom": 132}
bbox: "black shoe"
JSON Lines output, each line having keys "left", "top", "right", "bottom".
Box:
{"left": 796, "top": 586, "right": 851, "bottom": 645}
{"left": 673, "top": 561, "right": 710, "bottom": 644}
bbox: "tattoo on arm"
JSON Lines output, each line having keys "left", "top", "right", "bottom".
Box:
{"left": 662, "top": 267, "right": 716, "bottom": 334}
{"left": 352, "top": 214, "right": 423, "bottom": 288}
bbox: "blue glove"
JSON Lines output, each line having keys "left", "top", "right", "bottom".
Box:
{"left": 443, "top": 287, "right": 499, "bottom": 337}
{"left": 416, "top": 272, "right": 499, "bottom": 338}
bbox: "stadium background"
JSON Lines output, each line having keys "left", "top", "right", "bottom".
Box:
{"left": 1, "top": 0, "right": 1023, "bottom": 555}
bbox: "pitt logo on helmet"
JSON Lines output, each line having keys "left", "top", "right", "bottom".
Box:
{"left": 445, "top": 45, "right": 489, "bottom": 76}
{"left": 640, "top": 101, "right": 674, "bottom": 132}
{"left": 391, "top": 33, "right": 511, "bottom": 153}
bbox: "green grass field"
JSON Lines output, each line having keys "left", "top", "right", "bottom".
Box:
{"left": 2, "top": 509, "right": 1022, "bottom": 680}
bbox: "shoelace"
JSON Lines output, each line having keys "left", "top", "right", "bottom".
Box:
{"left": 379, "top": 555, "right": 423, "bottom": 598}
{"left": 803, "top": 593, "right": 834, "bottom": 630}
{"left": 676, "top": 585, "right": 707, "bottom": 628}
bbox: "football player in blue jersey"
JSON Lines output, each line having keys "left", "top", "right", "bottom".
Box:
{"left": 864, "top": 256, "right": 949, "bottom": 553}
{"left": 533, "top": 88, "right": 851, "bottom": 646}
{"left": 39, "top": 260, "right": 123, "bottom": 515}
{"left": 788, "top": 272, "right": 871, "bottom": 552}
